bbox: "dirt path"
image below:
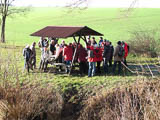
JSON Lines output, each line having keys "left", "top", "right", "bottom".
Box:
{"left": 127, "top": 64, "right": 160, "bottom": 76}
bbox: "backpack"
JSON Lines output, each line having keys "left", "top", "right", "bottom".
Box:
{"left": 88, "top": 50, "right": 94, "bottom": 58}
{"left": 118, "top": 46, "right": 125, "bottom": 57}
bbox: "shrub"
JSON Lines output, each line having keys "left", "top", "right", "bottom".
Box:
{"left": 128, "top": 29, "right": 160, "bottom": 57}
{"left": 0, "top": 81, "right": 63, "bottom": 120}
{"left": 78, "top": 78, "right": 160, "bottom": 120}
{"left": 0, "top": 46, "right": 63, "bottom": 120}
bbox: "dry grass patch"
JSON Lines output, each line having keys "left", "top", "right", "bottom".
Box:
{"left": 78, "top": 77, "right": 160, "bottom": 120}
{"left": 0, "top": 81, "right": 63, "bottom": 120}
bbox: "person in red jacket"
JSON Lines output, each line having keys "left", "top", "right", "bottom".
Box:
{"left": 63, "top": 43, "right": 73, "bottom": 73}
{"left": 122, "top": 41, "right": 129, "bottom": 66}
{"left": 87, "top": 44, "right": 97, "bottom": 77}
{"left": 77, "top": 44, "right": 88, "bottom": 75}
{"left": 95, "top": 46, "right": 103, "bottom": 74}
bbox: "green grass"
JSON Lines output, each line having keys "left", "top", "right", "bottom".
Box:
{"left": 0, "top": 45, "right": 156, "bottom": 96}
{"left": 0, "top": 42, "right": 159, "bottom": 117}
{"left": 5, "top": 7, "right": 160, "bottom": 46}
{"left": 1, "top": 7, "right": 160, "bottom": 101}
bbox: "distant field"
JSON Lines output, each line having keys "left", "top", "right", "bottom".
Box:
{"left": 5, "top": 7, "right": 160, "bottom": 46}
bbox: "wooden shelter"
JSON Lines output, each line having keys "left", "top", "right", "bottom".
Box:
{"left": 31, "top": 26, "right": 103, "bottom": 74}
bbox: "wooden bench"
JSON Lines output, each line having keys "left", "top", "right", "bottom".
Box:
{"left": 51, "top": 63, "right": 71, "bottom": 72}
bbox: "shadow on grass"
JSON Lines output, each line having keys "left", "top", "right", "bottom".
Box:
{"left": 28, "top": 63, "right": 160, "bottom": 78}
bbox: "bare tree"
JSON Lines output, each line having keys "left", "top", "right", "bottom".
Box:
{"left": 0, "top": 0, "right": 30, "bottom": 43}
{"left": 66, "top": 0, "right": 88, "bottom": 8}
{"left": 67, "top": 0, "right": 139, "bottom": 17}
{"left": 66, "top": 0, "right": 89, "bottom": 12}
{"left": 118, "top": 0, "right": 139, "bottom": 19}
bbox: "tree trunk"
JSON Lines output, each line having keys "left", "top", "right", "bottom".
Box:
{"left": 1, "top": 15, "right": 6, "bottom": 43}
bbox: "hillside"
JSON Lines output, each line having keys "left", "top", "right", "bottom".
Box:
{"left": 5, "top": 7, "right": 160, "bottom": 45}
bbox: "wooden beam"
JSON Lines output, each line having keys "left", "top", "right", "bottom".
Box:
{"left": 83, "top": 36, "right": 87, "bottom": 45}
{"left": 79, "top": 36, "right": 88, "bottom": 47}
{"left": 69, "top": 36, "right": 81, "bottom": 75}
{"left": 73, "top": 36, "right": 77, "bottom": 44}
{"left": 80, "top": 36, "right": 85, "bottom": 40}
{"left": 80, "top": 35, "right": 88, "bottom": 48}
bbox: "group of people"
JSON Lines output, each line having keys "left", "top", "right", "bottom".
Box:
{"left": 23, "top": 36, "right": 129, "bottom": 76}
{"left": 84, "top": 37, "right": 129, "bottom": 77}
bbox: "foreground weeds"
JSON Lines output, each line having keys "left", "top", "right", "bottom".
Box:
{"left": 0, "top": 47, "right": 63, "bottom": 120}
{"left": 0, "top": 45, "right": 160, "bottom": 120}
{"left": 0, "top": 82, "right": 63, "bottom": 120}
{"left": 78, "top": 78, "right": 160, "bottom": 120}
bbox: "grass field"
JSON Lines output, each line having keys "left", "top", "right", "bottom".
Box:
{"left": 5, "top": 7, "right": 160, "bottom": 45}
{"left": 2, "top": 7, "right": 160, "bottom": 90}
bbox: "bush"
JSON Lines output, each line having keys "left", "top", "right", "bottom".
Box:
{"left": 78, "top": 78, "right": 160, "bottom": 120}
{"left": 0, "top": 47, "right": 63, "bottom": 120}
{"left": 0, "top": 81, "right": 63, "bottom": 120}
{"left": 128, "top": 29, "right": 160, "bottom": 57}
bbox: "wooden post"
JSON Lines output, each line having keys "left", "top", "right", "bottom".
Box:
{"left": 84, "top": 36, "right": 87, "bottom": 43}
{"left": 80, "top": 36, "right": 88, "bottom": 48}
{"left": 82, "top": 36, "right": 87, "bottom": 45}
{"left": 69, "top": 36, "right": 81, "bottom": 75}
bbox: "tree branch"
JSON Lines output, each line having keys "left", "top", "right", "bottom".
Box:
{"left": 66, "top": 0, "right": 88, "bottom": 10}
{"left": 7, "top": 7, "right": 30, "bottom": 16}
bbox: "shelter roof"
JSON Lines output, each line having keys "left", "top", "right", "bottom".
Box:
{"left": 30, "top": 26, "right": 103, "bottom": 38}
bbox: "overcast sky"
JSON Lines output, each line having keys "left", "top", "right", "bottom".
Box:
{"left": 13, "top": 0, "right": 160, "bottom": 8}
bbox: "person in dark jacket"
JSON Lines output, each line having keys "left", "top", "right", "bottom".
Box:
{"left": 77, "top": 44, "right": 88, "bottom": 75}
{"left": 112, "top": 41, "right": 124, "bottom": 75}
{"left": 23, "top": 45, "right": 32, "bottom": 72}
{"left": 102, "top": 40, "right": 111, "bottom": 74}
{"left": 109, "top": 42, "right": 114, "bottom": 67}
{"left": 49, "top": 40, "right": 56, "bottom": 55}
{"left": 30, "top": 42, "right": 36, "bottom": 69}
